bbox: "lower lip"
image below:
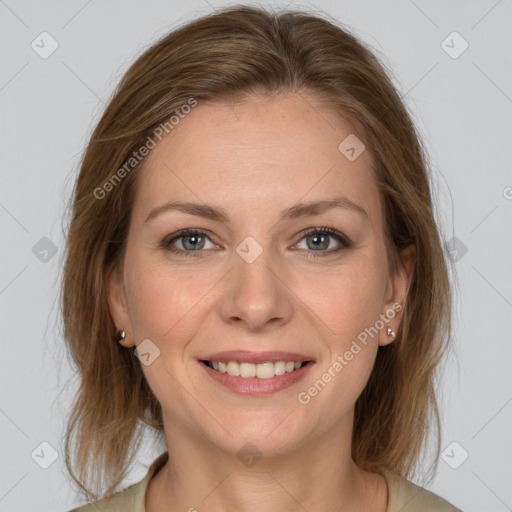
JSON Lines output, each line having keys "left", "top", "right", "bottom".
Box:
{"left": 199, "top": 361, "right": 314, "bottom": 396}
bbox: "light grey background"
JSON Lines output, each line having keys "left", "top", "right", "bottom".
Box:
{"left": 1, "top": 0, "right": 511, "bottom": 511}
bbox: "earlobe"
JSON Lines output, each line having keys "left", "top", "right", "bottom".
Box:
{"left": 106, "top": 266, "right": 135, "bottom": 347}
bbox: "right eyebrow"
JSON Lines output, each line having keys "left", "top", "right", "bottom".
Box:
{"left": 144, "top": 201, "right": 230, "bottom": 224}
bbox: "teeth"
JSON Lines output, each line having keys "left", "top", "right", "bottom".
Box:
{"left": 227, "top": 361, "right": 240, "bottom": 376}
{"left": 207, "top": 360, "right": 305, "bottom": 378}
{"left": 240, "top": 362, "right": 256, "bottom": 378}
{"left": 274, "top": 361, "right": 286, "bottom": 375}
{"left": 256, "top": 362, "right": 274, "bottom": 379}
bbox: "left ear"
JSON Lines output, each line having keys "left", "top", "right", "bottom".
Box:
{"left": 379, "top": 244, "right": 416, "bottom": 347}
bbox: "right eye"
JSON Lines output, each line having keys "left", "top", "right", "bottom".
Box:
{"left": 162, "top": 229, "right": 219, "bottom": 256}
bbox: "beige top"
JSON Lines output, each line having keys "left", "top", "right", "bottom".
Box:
{"left": 69, "top": 452, "right": 462, "bottom": 511}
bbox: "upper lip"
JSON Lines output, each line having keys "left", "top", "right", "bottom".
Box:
{"left": 202, "top": 350, "right": 314, "bottom": 364}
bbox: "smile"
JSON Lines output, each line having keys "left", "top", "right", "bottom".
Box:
{"left": 203, "top": 360, "right": 308, "bottom": 379}
{"left": 199, "top": 358, "right": 314, "bottom": 396}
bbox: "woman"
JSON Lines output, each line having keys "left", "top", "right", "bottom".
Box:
{"left": 63, "top": 5, "right": 461, "bottom": 511}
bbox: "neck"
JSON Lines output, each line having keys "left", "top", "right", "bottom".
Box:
{"left": 145, "top": 416, "right": 387, "bottom": 512}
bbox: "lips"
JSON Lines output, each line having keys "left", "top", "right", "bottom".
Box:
{"left": 199, "top": 350, "right": 315, "bottom": 395}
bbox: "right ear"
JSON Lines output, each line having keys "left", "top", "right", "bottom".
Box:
{"left": 106, "top": 265, "right": 135, "bottom": 347}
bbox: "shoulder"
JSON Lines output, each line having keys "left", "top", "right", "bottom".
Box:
{"left": 67, "top": 479, "right": 145, "bottom": 512}
{"left": 381, "top": 468, "right": 462, "bottom": 512}
{"left": 67, "top": 452, "right": 169, "bottom": 512}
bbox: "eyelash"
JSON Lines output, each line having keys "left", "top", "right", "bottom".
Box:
{"left": 161, "top": 227, "right": 351, "bottom": 259}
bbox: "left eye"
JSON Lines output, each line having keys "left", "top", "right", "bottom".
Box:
{"left": 295, "top": 228, "right": 350, "bottom": 253}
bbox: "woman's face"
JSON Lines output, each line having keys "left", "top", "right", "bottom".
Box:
{"left": 108, "top": 91, "right": 413, "bottom": 457}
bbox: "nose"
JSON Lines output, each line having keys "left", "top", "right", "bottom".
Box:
{"left": 217, "top": 244, "right": 294, "bottom": 332}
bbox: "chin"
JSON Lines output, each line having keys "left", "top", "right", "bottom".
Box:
{"left": 197, "top": 411, "right": 313, "bottom": 459}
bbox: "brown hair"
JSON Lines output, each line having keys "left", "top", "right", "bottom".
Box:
{"left": 61, "top": 4, "right": 454, "bottom": 501}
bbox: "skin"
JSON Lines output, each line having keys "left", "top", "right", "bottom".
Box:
{"left": 107, "top": 91, "right": 415, "bottom": 512}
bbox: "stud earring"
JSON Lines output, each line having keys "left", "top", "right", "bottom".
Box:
{"left": 387, "top": 327, "right": 396, "bottom": 338}
{"left": 116, "top": 330, "right": 126, "bottom": 342}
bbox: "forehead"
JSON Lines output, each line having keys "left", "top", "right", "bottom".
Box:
{"left": 132, "top": 92, "right": 381, "bottom": 226}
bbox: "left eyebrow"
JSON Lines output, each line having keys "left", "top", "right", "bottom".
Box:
{"left": 281, "top": 196, "right": 368, "bottom": 221}
{"left": 144, "top": 194, "right": 368, "bottom": 225}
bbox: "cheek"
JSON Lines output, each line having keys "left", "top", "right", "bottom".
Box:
{"left": 301, "top": 259, "right": 386, "bottom": 346}
{"left": 293, "top": 259, "right": 385, "bottom": 403}
{"left": 124, "top": 255, "right": 217, "bottom": 343}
